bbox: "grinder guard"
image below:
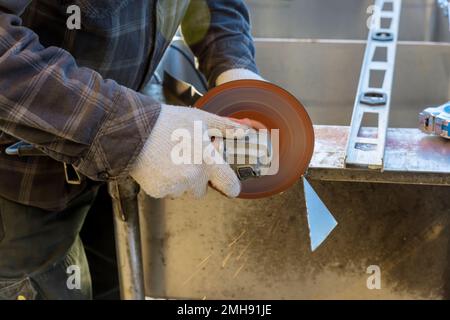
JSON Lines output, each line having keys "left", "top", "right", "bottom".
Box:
{"left": 194, "top": 80, "right": 315, "bottom": 199}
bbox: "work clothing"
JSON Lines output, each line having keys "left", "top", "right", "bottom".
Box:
{"left": 0, "top": 184, "right": 98, "bottom": 299}
{"left": 0, "top": 0, "right": 258, "bottom": 211}
{"left": 0, "top": 0, "right": 258, "bottom": 299}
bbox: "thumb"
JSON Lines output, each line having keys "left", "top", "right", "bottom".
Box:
{"left": 208, "top": 163, "right": 241, "bottom": 198}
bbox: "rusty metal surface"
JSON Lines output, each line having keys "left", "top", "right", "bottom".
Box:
{"left": 384, "top": 128, "right": 450, "bottom": 173}
{"left": 310, "top": 125, "right": 450, "bottom": 185}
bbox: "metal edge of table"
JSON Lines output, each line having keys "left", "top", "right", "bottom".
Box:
{"left": 308, "top": 125, "right": 450, "bottom": 185}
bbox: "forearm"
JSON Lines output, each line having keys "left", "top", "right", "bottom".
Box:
{"left": 181, "top": 0, "right": 259, "bottom": 87}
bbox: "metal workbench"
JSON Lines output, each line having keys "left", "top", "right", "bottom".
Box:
{"left": 310, "top": 126, "right": 450, "bottom": 185}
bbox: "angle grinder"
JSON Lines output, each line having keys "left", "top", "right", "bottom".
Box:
{"left": 194, "top": 79, "right": 315, "bottom": 199}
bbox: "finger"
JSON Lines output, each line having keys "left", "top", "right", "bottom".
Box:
{"left": 167, "top": 182, "right": 188, "bottom": 199}
{"left": 191, "top": 181, "right": 209, "bottom": 199}
{"left": 208, "top": 163, "right": 241, "bottom": 198}
{"left": 189, "top": 168, "right": 209, "bottom": 199}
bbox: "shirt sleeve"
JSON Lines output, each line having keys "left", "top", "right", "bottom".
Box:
{"left": 181, "top": 0, "right": 259, "bottom": 88}
{"left": 0, "top": 2, "right": 161, "bottom": 181}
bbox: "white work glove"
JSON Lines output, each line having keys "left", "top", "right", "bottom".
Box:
{"left": 215, "top": 68, "right": 265, "bottom": 86}
{"left": 130, "top": 104, "right": 249, "bottom": 199}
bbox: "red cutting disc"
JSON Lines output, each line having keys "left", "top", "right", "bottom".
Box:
{"left": 194, "top": 80, "right": 315, "bottom": 199}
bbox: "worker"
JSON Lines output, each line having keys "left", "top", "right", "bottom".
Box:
{"left": 0, "top": 0, "right": 263, "bottom": 300}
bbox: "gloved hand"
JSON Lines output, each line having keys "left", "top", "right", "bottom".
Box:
{"left": 215, "top": 68, "right": 265, "bottom": 86}
{"left": 130, "top": 104, "right": 249, "bottom": 199}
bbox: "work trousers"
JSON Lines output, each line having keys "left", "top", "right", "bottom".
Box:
{"left": 0, "top": 183, "right": 99, "bottom": 300}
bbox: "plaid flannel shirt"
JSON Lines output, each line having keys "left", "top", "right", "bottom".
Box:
{"left": 0, "top": 0, "right": 258, "bottom": 210}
